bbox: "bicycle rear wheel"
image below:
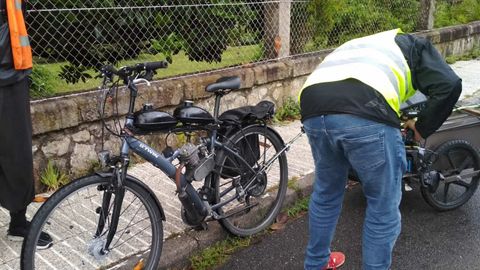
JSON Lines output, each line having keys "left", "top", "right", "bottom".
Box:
{"left": 421, "top": 140, "right": 480, "bottom": 211}
{"left": 214, "top": 125, "right": 288, "bottom": 237}
{"left": 21, "top": 174, "right": 164, "bottom": 270}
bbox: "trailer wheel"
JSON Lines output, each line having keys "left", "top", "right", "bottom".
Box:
{"left": 421, "top": 140, "right": 480, "bottom": 211}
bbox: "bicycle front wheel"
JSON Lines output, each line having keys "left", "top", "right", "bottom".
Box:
{"left": 214, "top": 125, "right": 288, "bottom": 237}
{"left": 21, "top": 174, "right": 164, "bottom": 270}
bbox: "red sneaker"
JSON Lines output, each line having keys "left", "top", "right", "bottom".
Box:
{"left": 322, "top": 252, "right": 346, "bottom": 270}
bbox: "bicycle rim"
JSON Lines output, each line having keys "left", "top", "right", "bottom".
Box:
{"left": 21, "top": 175, "right": 163, "bottom": 270}
{"left": 215, "top": 125, "right": 288, "bottom": 236}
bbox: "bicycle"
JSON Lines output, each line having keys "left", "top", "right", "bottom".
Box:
{"left": 21, "top": 61, "right": 304, "bottom": 269}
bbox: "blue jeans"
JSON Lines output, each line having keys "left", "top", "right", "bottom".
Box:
{"left": 303, "top": 114, "right": 406, "bottom": 270}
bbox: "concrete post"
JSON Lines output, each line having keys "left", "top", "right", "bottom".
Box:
{"left": 417, "top": 0, "right": 436, "bottom": 30}
{"left": 278, "top": 1, "right": 291, "bottom": 58}
{"left": 264, "top": 0, "right": 291, "bottom": 59}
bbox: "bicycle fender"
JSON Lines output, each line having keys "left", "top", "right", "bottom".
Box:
{"left": 241, "top": 124, "right": 286, "bottom": 147}
{"left": 96, "top": 172, "right": 166, "bottom": 221}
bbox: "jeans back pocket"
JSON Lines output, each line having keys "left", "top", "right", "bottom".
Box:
{"left": 343, "top": 131, "right": 385, "bottom": 171}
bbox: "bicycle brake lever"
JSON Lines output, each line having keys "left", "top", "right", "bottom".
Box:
{"left": 132, "top": 78, "right": 151, "bottom": 86}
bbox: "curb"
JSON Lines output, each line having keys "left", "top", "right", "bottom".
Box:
{"left": 155, "top": 172, "right": 315, "bottom": 270}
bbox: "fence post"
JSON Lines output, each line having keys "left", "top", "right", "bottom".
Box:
{"left": 264, "top": 0, "right": 291, "bottom": 59}
{"left": 417, "top": 0, "right": 436, "bottom": 30}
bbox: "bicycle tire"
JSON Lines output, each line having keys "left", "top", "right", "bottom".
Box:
{"left": 214, "top": 125, "right": 288, "bottom": 237}
{"left": 421, "top": 140, "right": 480, "bottom": 211}
{"left": 21, "top": 174, "right": 164, "bottom": 270}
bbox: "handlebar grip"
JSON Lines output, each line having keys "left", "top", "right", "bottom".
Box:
{"left": 135, "top": 61, "right": 168, "bottom": 72}
{"left": 144, "top": 61, "right": 168, "bottom": 70}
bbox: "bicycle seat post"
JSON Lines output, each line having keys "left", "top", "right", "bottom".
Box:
{"left": 213, "top": 92, "right": 224, "bottom": 121}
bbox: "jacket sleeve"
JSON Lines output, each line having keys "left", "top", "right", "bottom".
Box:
{"left": 413, "top": 39, "right": 462, "bottom": 138}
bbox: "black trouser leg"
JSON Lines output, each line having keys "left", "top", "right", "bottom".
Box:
{"left": 0, "top": 78, "right": 35, "bottom": 213}
{"left": 9, "top": 208, "right": 28, "bottom": 230}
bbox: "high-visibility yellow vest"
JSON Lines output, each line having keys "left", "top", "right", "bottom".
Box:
{"left": 6, "top": 0, "right": 32, "bottom": 70}
{"left": 299, "top": 29, "right": 416, "bottom": 116}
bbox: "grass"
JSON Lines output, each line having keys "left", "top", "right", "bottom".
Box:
{"left": 445, "top": 46, "right": 480, "bottom": 64}
{"left": 40, "top": 161, "right": 70, "bottom": 191}
{"left": 273, "top": 97, "right": 301, "bottom": 123}
{"left": 188, "top": 190, "right": 311, "bottom": 269}
{"left": 286, "top": 196, "right": 310, "bottom": 218}
{"left": 36, "top": 45, "right": 261, "bottom": 96}
{"left": 287, "top": 176, "right": 303, "bottom": 197}
{"left": 189, "top": 237, "right": 252, "bottom": 270}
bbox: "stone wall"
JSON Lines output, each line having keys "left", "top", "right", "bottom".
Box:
{"left": 30, "top": 21, "right": 480, "bottom": 190}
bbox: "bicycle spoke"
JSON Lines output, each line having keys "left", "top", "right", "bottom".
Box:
{"left": 110, "top": 204, "right": 143, "bottom": 249}
{"left": 451, "top": 179, "right": 471, "bottom": 188}
{"left": 110, "top": 222, "right": 153, "bottom": 250}
{"left": 457, "top": 156, "right": 473, "bottom": 173}
{"left": 446, "top": 151, "right": 456, "bottom": 170}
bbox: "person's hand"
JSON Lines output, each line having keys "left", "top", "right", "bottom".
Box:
{"left": 403, "top": 119, "right": 424, "bottom": 142}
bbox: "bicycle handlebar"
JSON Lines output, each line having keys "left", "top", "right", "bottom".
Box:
{"left": 102, "top": 61, "right": 169, "bottom": 80}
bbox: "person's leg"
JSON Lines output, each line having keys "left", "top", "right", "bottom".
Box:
{"left": 9, "top": 208, "right": 28, "bottom": 229}
{"left": 0, "top": 79, "right": 52, "bottom": 248}
{"left": 342, "top": 120, "right": 406, "bottom": 270}
{"left": 0, "top": 78, "right": 35, "bottom": 212}
{"left": 303, "top": 115, "right": 349, "bottom": 270}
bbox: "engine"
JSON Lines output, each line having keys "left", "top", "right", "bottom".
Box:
{"left": 178, "top": 143, "right": 214, "bottom": 181}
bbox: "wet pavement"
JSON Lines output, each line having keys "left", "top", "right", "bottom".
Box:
{"left": 218, "top": 182, "right": 480, "bottom": 270}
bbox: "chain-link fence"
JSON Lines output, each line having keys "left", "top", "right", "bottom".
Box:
{"left": 22, "top": 0, "right": 476, "bottom": 96}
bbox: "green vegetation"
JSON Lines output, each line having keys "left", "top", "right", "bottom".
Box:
{"left": 307, "top": 0, "right": 419, "bottom": 48}
{"left": 445, "top": 46, "right": 480, "bottom": 64}
{"left": 189, "top": 192, "right": 312, "bottom": 269}
{"left": 190, "top": 237, "right": 252, "bottom": 270}
{"left": 29, "top": 66, "right": 56, "bottom": 99}
{"left": 28, "top": 1, "right": 479, "bottom": 98}
{"left": 31, "top": 45, "right": 260, "bottom": 98}
{"left": 28, "top": 0, "right": 262, "bottom": 85}
{"left": 435, "top": 0, "right": 480, "bottom": 28}
{"left": 40, "top": 161, "right": 70, "bottom": 191}
{"left": 287, "top": 176, "right": 302, "bottom": 194}
{"left": 274, "top": 97, "right": 301, "bottom": 123}
{"left": 286, "top": 196, "right": 310, "bottom": 218}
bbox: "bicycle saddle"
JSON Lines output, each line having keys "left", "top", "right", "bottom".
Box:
{"left": 206, "top": 76, "right": 241, "bottom": 92}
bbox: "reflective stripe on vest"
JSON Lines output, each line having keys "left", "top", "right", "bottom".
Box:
{"left": 6, "top": 0, "right": 32, "bottom": 70}
{"left": 299, "top": 29, "right": 416, "bottom": 115}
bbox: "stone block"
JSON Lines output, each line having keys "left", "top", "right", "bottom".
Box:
{"left": 31, "top": 98, "right": 80, "bottom": 135}
{"left": 70, "top": 143, "right": 98, "bottom": 174}
{"left": 253, "top": 62, "right": 291, "bottom": 85}
{"left": 72, "top": 130, "right": 91, "bottom": 143}
{"left": 42, "top": 136, "right": 71, "bottom": 157}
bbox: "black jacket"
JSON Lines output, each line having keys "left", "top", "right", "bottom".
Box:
{"left": 0, "top": 0, "right": 31, "bottom": 87}
{"left": 395, "top": 34, "right": 462, "bottom": 138}
{"left": 300, "top": 33, "right": 462, "bottom": 138}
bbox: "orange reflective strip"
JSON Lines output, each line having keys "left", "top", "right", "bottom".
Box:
{"left": 6, "top": 0, "right": 32, "bottom": 70}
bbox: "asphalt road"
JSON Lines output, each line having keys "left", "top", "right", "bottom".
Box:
{"left": 218, "top": 182, "right": 480, "bottom": 270}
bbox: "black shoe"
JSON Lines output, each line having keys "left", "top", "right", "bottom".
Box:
{"left": 8, "top": 221, "right": 53, "bottom": 250}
